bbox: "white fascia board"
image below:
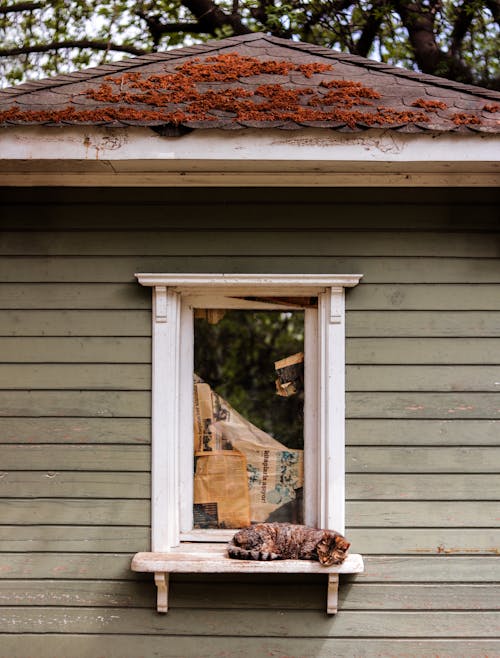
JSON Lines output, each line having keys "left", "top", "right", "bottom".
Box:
{"left": 1, "top": 126, "right": 498, "bottom": 185}
{"left": 1, "top": 125, "right": 499, "bottom": 163}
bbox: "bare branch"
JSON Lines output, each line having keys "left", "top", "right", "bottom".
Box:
{"left": 353, "top": 1, "right": 391, "bottom": 57}
{"left": 0, "top": 40, "right": 148, "bottom": 57}
{"left": 0, "top": 2, "right": 42, "bottom": 13}
{"left": 181, "top": 0, "right": 252, "bottom": 34}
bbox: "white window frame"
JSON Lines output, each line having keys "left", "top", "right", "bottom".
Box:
{"left": 136, "top": 273, "right": 362, "bottom": 551}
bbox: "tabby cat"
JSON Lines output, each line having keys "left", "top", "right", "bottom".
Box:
{"left": 227, "top": 523, "right": 350, "bottom": 566}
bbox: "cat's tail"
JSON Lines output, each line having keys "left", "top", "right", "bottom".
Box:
{"left": 227, "top": 544, "right": 278, "bottom": 561}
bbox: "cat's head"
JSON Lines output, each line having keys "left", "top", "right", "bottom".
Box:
{"left": 317, "top": 532, "right": 350, "bottom": 566}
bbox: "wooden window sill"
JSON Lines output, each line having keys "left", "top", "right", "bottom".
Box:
{"left": 131, "top": 544, "right": 364, "bottom": 614}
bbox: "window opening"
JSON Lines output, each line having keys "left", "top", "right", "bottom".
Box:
{"left": 193, "top": 308, "right": 305, "bottom": 529}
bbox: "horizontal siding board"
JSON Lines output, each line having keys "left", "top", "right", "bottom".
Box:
{"left": 346, "top": 528, "right": 500, "bottom": 555}
{"left": 3, "top": 364, "right": 498, "bottom": 392}
{"left": 1, "top": 231, "right": 498, "bottom": 256}
{"left": 2, "top": 256, "right": 500, "bottom": 284}
{"left": 347, "top": 311, "right": 500, "bottom": 337}
{"left": 0, "top": 337, "right": 151, "bottom": 363}
{"left": 3, "top": 472, "right": 494, "bottom": 501}
{"left": 0, "top": 607, "right": 499, "bottom": 636}
{"left": 347, "top": 447, "right": 500, "bottom": 473}
{"left": 347, "top": 393, "right": 500, "bottom": 418}
{"left": 1, "top": 580, "right": 498, "bottom": 610}
{"left": 347, "top": 419, "right": 500, "bottom": 445}
{"left": 0, "top": 418, "right": 150, "bottom": 444}
{"left": 1, "top": 499, "right": 496, "bottom": 528}
{"left": 2, "top": 337, "right": 499, "bottom": 364}
{"left": 2, "top": 445, "right": 497, "bottom": 473}
{"left": 0, "top": 391, "right": 150, "bottom": 417}
{"left": 347, "top": 501, "right": 500, "bottom": 528}
{"left": 1, "top": 283, "right": 499, "bottom": 310}
{"left": 1, "top": 445, "right": 149, "bottom": 471}
{"left": 1, "top": 391, "right": 498, "bottom": 418}
{"left": 1, "top": 310, "right": 498, "bottom": 337}
{"left": 0, "top": 499, "right": 150, "bottom": 526}
{"left": 346, "top": 474, "right": 500, "bottom": 500}
{"left": 347, "top": 365, "right": 500, "bottom": 391}
{"left": 0, "top": 364, "right": 151, "bottom": 390}
{"left": 1, "top": 637, "right": 499, "bottom": 658}
{"left": 348, "top": 338, "right": 500, "bottom": 364}
{"left": 0, "top": 553, "right": 138, "bottom": 580}
{"left": 0, "top": 472, "right": 150, "bottom": 498}
{"left": 1, "top": 554, "right": 497, "bottom": 582}
{"left": 0, "top": 471, "right": 500, "bottom": 501}
{"left": 0, "top": 526, "right": 149, "bottom": 552}
{"left": 0, "top": 527, "right": 497, "bottom": 554}
{"left": 0, "top": 311, "right": 151, "bottom": 337}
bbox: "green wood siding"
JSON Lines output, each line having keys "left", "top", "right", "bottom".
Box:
{"left": 0, "top": 187, "right": 498, "bottom": 657}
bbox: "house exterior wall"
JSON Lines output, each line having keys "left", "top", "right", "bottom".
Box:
{"left": 0, "top": 186, "right": 499, "bottom": 657}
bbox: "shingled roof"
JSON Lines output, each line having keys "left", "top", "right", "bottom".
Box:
{"left": 1, "top": 32, "right": 499, "bottom": 132}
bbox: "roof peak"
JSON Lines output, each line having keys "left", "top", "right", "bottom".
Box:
{"left": 2, "top": 31, "right": 499, "bottom": 102}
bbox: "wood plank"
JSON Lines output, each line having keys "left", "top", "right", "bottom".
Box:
{"left": 357, "top": 555, "right": 500, "bottom": 582}
{"left": 347, "top": 392, "right": 500, "bottom": 418}
{"left": 0, "top": 391, "right": 150, "bottom": 417}
{"left": 347, "top": 338, "right": 500, "bottom": 364}
{"left": 0, "top": 445, "right": 149, "bottom": 471}
{"left": 2, "top": 445, "right": 496, "bottom": 473}
{"left": 1, "top": 636, "right": 498, "bottom": 658}
{"left": 2, "top": 256, "right": 500, "bottom": 283}
{"left": 1, "top": 310, "right": 497, "bottom": 337}
{"left": 0, "top": 417, "right": 150, "bottom": 444}
{"left": 346, "top": 419, "right": 500, "bottom": 445}
{"left": 346, "top": 502, "right": 500, "bottom": 528}
{"left": 1, "top": 230, "right": 498, "bottom": 256}
{"left": 347, "top": 284, "right": 500, "bottom": 310}
{"left": 5, "top": 364, "right": 497, "bottom": 392}
{"left": 2, "top": 499, "right": 495, "bottom": 528}
{"left": 0, "top": 310, "right": 151, "bottom": 336}
{"left": 1, "top": 283, "right": 498, "bottom": 311}
{"left": 346, "top": 474, "right": 500, "bottom": 500}
{"left": 0, "top": 284, "right": 148, "bottom": 309}
{"left": 1, "top": 527, "right": 496, "bottom": 555}
{"left": 346, "top": 528, "right": 500, "bottom": 555}
{"left": 0, "top": 364, "right": 151, "bottom": 390}
{"left": 3, "top": 390, "right": 498, "bottom": 419}
{"left": 1, "top": 554, "right": 497, "bottom": 582}
{"left": 0, "top": 579, "right": 154, "bottom": 608}
{"left": 347, "top": 311, "right": 500, "bottom": 337}
{"left": 0, "top": 607, "right": 499, "bottom": 636}
{"left": 347, "top": 447, "right": 500, "bottom": 473}
{"left": 0, "top": 472, "right": 150, "bottom": 498}
{"left": 0, "top": 526, "right": 149, "bottom": 552}
{"left": 0, "top": 553, "right": 138, "bottom": 579}
{"left": 0, "top": 580, "right": 497, "bottom": 610}
{"left": 0, "top": 337, "right": 151, "bottom": 362}
{"left": 347, "top": 365, "right": 500, "bottom": 391}
{"left": 0, "top": 499, "right": 150, "bottom": 526}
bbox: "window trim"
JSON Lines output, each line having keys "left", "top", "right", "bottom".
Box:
{"left": 136, "top": 273, "right": 362, "bottom": 551}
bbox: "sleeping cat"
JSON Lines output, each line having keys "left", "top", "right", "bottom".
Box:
{"left": 227, "top": 523, "right": 350, "bottom": 566}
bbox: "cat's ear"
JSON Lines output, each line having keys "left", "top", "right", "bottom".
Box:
{"left": 335, "top": 535, "right": 350, "bottom": 551}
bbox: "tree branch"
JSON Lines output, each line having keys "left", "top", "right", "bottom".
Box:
{"left": 181, "top": 0, "right": 252, "bottom": 35}
{"left": 450, "top": 1, "right": 475, "bottom": 58}
{"left": 0, "top": 40, "right": 148, "bottom": 57}
{"left": 353, "top": 1, "right": 390, "bottom": 57}
{"left": 0, "top": 2, "right": 43, "bottom": 14}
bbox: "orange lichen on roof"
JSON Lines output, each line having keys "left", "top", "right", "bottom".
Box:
{"left": 452, "top": 112, "right": 482, "bottom": 125}
{"left": 412, "top": 98, "right": 448, "bottom": 111}
{"left": 0, "top": 53, "right": 486, "bottom": 129}
{"left": 483, "top": 103, "right": 500, "bottom": 112}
